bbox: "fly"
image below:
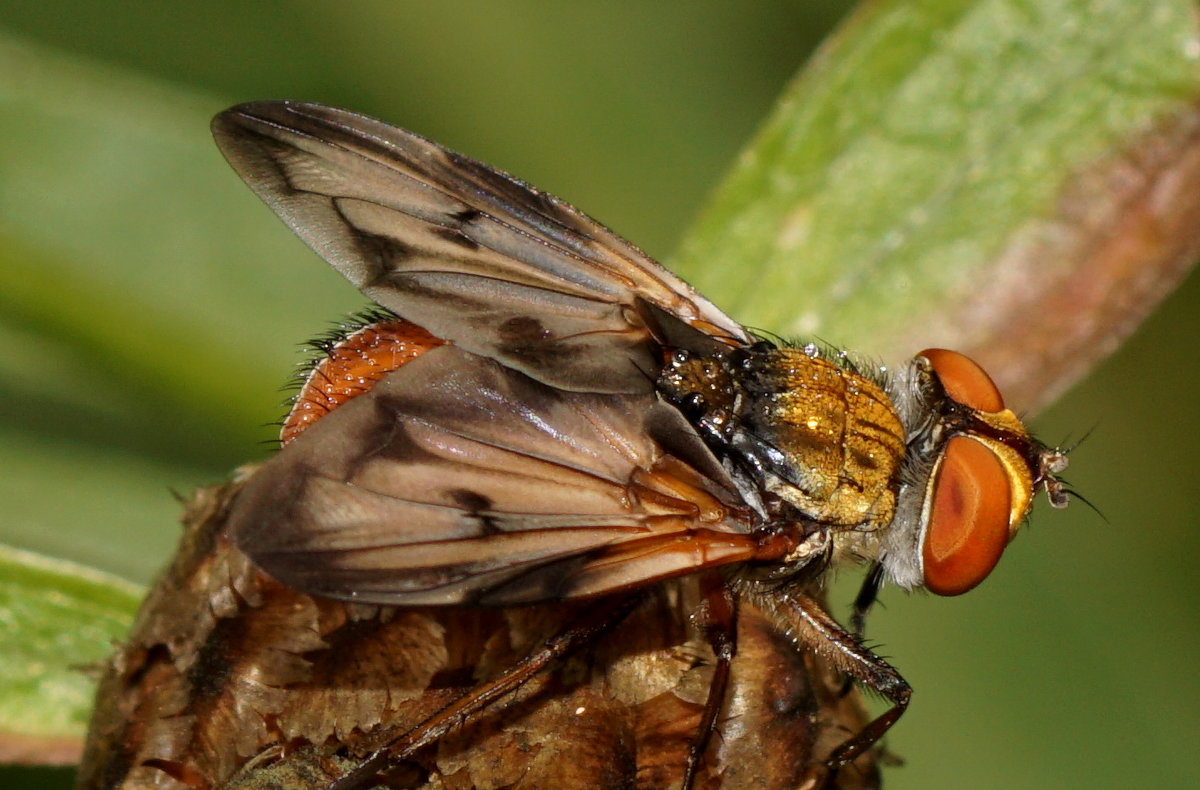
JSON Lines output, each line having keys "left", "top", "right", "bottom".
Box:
{"left": 212, "top": 101, "right": 1070, "bottom": 789}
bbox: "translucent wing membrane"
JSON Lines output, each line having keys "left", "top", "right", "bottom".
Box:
{"left": 212, "top": 101, "right": 749, "bottom": 393}
{"left": 229, "top": 346, "right": 760, "bottom": 605}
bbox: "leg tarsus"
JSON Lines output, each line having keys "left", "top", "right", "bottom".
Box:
{"left": 680, "top": 577, "right": 738, "bottom": 790}
{"left": 745, "top": 585, "right": 911, "bottom": 780}
{"left": 839, "top": 562, "right": 884, "bottom": 698}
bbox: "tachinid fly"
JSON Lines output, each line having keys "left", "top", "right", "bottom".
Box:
{"left": 208, "top": 101, "right": 1069, "bottom": 789}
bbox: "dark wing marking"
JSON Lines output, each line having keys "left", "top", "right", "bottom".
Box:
{"left": 211, "top": 101, "right": 750, "bottom": 393}
{"left": 229, "top": 345, "right": 760, "bottom": 605}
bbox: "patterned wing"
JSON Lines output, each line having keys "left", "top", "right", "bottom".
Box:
{"left": 228, "top": 345, "right": 762, "bottom": 605}
{"left": 211, "top": 101, "right": 750, "bottom": 393}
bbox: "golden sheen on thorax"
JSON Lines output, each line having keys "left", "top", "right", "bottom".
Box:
{"left": 751, "top": 347, "right": 905, "bottom": 530}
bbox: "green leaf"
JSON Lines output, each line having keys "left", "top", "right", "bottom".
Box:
{"left": 0, "top": 33, "right": 364, "bottom": 583}
{"left": 675, "top": 0, "right": 1200, "bottom": 410}
{"left": 0, "top": 35, "right": 364, "bottom": 474}
{"left": 0, "top": 546, "right": 141, "bottom": 763}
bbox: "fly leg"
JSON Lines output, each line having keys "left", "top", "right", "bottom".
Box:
{"left": 747, "top": 587, "right": 911, "bottom": 788}
{"left": 327, "top": 592, "right": 644, "bottom": 790}
{"left": 848, "top": 561, "right": 884, "bottom": 640}
{"left": 839, "top": 561, "right": 885, "bottom": 697}
{"left": 680, "top": 577, "right": 738, "bottom": 790}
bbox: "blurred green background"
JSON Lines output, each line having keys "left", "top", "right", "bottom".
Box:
{"left": 1, "top": 2, "right": 1197, "bottom": 789}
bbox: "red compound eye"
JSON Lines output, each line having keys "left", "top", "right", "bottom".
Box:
{"left": 922, "top": 436, "right": 1013, "bottom": 596}
{"left": 919, "top": 348, "right": 1004, "bottom": 413}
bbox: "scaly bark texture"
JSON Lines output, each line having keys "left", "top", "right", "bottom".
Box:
{"left": 78, "top": 476, "right": 880, "bottom": 790}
